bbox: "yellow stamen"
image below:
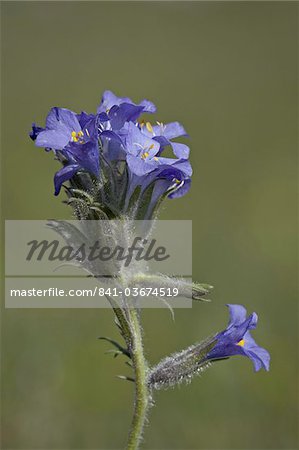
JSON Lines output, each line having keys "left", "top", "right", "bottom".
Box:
{"left": 141, "top": 152, "right": 149, "bottom": 159}
{"left": 71, "top": 130, "right": 84, "bottom": 142}
{"left": 139, "top": 120, "right": 145, "bottom": 128}
{"left": 149, "top": 144, "right": 154, "bottom": 150}
{"left": 146, "top": 122, "right": 153, "bottom": 133}
{"left": 237, "top": 339, "right": 245, "bottom": 347}
{"left": 174, "top": 178, "right": 181, "bottom": 184}
{"left": 154, "top": 157, "right": 159, "bottom": 161}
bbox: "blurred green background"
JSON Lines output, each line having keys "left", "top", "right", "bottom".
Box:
{"left": 1, "top": 2, "right": 298, "bottom": 449}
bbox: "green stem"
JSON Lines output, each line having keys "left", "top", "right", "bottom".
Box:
{"left": 126, "top": 308, "right": 150, "bottom": 450}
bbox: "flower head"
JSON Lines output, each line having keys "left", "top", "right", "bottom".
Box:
{"left": 207, "top": 304, "right": 270, "bottom": 371}
{"left": 30, "top": 90, "right": 192, "bottom": 215}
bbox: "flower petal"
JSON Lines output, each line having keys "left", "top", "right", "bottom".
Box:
{"left": 65, "top": 141, "right": 99, "bottom": 175}
{"left": 125, "top": 123, "right": 160, "bottom": 157}
{"left": 242, "top": 346, "right": 270, "bottom": 371}
{"left": 227, "top": 304, "right": 248, "bottom": 327}
{"left": 54, "top": 164, "right": 80, "bottom": 195}
{"left": 109, "top": 103, "right": 144, "bottom": 130}
{"left": 46, "top": 107, "right": 80, "bottom": 133}
{"left": 77, "top": 111, "right": 95, "bottom": 129}
{"left": 35, "top": 129, "right": 70, "bottom": 150}
{"left": 153, "top": 121, "right": 187, "bottom": 139}
{"left": 242, "top": 331, "right": 270, "bottom": 371}
{"left": 126, "top": 154, "right": 157, "bottom": 176}
{"left": 97, "top": 90, "right": 131, "bottom": 113}
{"left": 139, "top": 99, "right": 156, "bottom": 113}
{"left": 171, "top": 142, "right": 190, "bottom": 159}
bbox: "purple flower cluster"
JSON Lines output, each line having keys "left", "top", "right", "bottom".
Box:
{"left": 30, "top": 91, "right": 192, "bottom": 214}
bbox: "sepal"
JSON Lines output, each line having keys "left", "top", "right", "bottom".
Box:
{"left": 129, "top": 273, "right": 213, "bottom": 302}
{"left": 148, "top": 338, "right": 216, "bottom": 390}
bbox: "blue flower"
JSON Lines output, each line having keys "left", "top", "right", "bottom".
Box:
{"left": 140, "top": 120, "right": 190, "bottom": 159}
{"left": 119, "top": 122, "right": 192, "bottom": 216}
{"left": 124, "top": 123, "right": 191, "bottom": 178}
{"left": 30, "top": 107, "right": 99, "bottom": 195}
{"left": 33, "top": 107, "right": 85, "bottom": 150}
{"left": 124, "top": 123, "right": 161, "bottom": 176}
{"left": 32, "top": 107, "right": 98, "bottom": 150}
{"left": 97, "top": 90, "right": 156, "bottom": 130}
{"left": 142, "top": 163, "right": 192, "bottom": 218}
{"left": 207, "top": 304, "right": 270, "bottom": 371}
{"left": 98, "top": 90, "right": 156, "bottom": 116}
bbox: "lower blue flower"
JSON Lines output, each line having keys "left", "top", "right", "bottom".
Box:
{"left": 207, "top": 304, "right": 270, "bottom": 371}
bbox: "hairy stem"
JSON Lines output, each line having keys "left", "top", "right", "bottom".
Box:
{"left": 126, "top": 308, "right": 150, "bottom": 450}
